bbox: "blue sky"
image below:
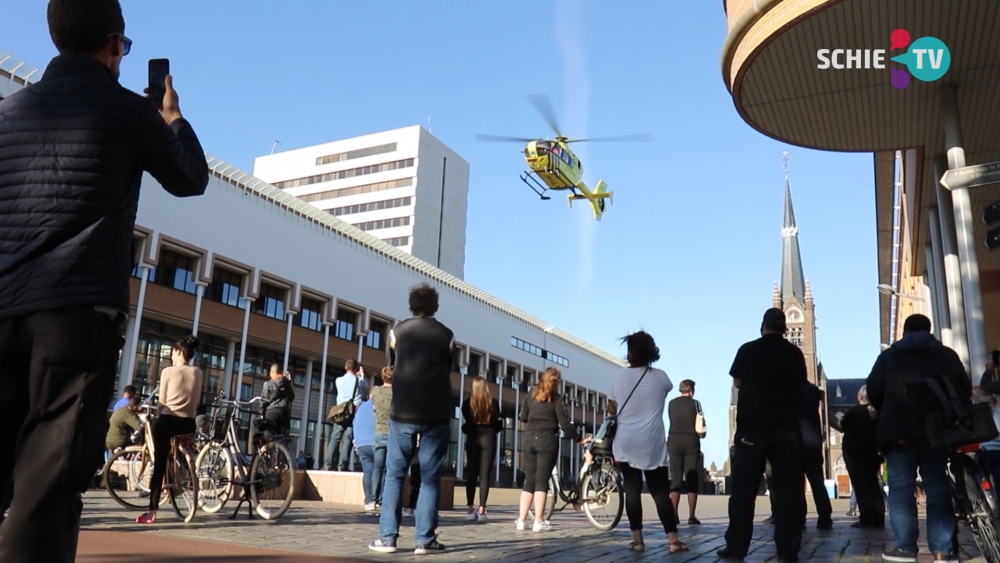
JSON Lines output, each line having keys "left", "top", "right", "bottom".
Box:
{"left": 3, "top": 0, "right": 882, "bottom": 467}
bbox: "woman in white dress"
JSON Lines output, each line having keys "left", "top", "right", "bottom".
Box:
{"left": 608, "top": 331, "right": 687, "bottom": 553}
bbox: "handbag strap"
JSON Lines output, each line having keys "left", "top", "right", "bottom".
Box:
{"left": 616, "top": 367, "right": 651, "bottom": 418}
{"left": 349, "top": 375, "right": 359, "bottom": 404}
{"left": 695, "top": 399, "right": 703, "bottom": 415}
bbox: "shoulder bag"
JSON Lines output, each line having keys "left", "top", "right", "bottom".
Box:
{"left": 694, "top": 399, "right": 707, "bottom": 438}
{"left": 908, "top": 373, "right": 998, "bottom": 450}
{"left": 593, "top": 367, "right": 650, "bottom": 450}
{"left": 327, "top": 376, "right": 360, "bottom": 424}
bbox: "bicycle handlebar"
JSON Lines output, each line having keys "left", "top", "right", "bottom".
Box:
{"left": 218, "top": 396, "right": 264, "bottom": 407}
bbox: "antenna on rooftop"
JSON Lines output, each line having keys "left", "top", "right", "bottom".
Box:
{"left": 428, "top": 117, "right": 432, "bottom": 134}
{"left": 270, "top": 140, "right": 281, "bottom": 155}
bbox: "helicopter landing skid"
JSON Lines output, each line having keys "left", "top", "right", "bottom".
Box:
{"left": 519, "top": 171, "right": 551, "bottom": 200}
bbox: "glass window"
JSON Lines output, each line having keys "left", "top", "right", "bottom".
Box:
{"left": 366, "top": 320, "right": 387, "bottom": 350}
{"left": 252, "top": 283, "right": 286, "bottom": 320}
{"left": 152, "top": 249, "right": 197, "bottom": 294}
{"left": 299, "top": 297, "right": 323, "bottom": 332}
{"left": 208, "top": 267, "right": 245, "bottom": 308}
{"left": 290, "top": 418, "right": 301, "bottom": 439}
{"left": 334, "top": 308, "right": 357, "bottom": 341}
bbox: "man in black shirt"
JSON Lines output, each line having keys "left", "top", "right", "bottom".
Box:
{"left": 799, "top": 382, "right": 832, "bottom": 529}
{"left": 0, "top": 2, "right": 207, "bottom": 561}
{"left": 369, "top": 283, "right": 455, "bottom": 555}
{"left": 719, "top": 309, "right": 807, "bottom": 562}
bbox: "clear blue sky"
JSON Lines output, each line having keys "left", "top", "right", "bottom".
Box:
{"left": 4, "top": 0, "right": 882, "bottom": 467}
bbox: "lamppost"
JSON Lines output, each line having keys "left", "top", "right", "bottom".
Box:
{"left": 877, "top": 283, "right": 926, "bottom": 301}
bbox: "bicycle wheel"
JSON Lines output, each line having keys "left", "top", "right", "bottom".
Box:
{"left": 528, "top": 474, "right": 559, "bottom": 522}
{"left": 104, "top": 446, "right": 152, "bottom": 510}
{"left": 581, "top": 464, "right": 624, "bottom": 531}
{"left": 169, "top": 448, "right": 199, "bottom": 523}
{"left": 250, "top": 440, "right": 296, "bottom": 520}
{"left": 954, "top": 456, "right": 1000, "bottom": 563}
{"left": 195, "top": 442, "right": 234, "bottom": 513}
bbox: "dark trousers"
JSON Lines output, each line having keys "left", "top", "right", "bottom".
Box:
{"left": 845, "top": 453, "right": 885, "bottom": 526}
{"left": 465, "top": 429, "right": 497, "bottom": 507}
{"left": 521, "top": 431, "right": 559, "bottom": 493}
{"left": 0, "top": 307, "right": 122, "bottom": 563}
{"left": 0, "top": 476, "right": 12, "bottom": 525}
{"left": 726, "top": 429, "right": 806, "bottom": 560}
{"left": 148, "top": 415, "right": 196, "bottom": 511}
{"left": 618, "top": 462, "right": 678, "bottom": 533}
{"left": 667, "top": 435, "right": 701, "bottom": 492}
{"left": 264, "top": 407, "right": 291, "bottom": 436}
{"left": 803, "top": 450, "right": 832, "bottom": 524}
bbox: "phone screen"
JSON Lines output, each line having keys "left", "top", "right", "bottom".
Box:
{"left": 148, "top": 58, "right": 169, "bottom": 107}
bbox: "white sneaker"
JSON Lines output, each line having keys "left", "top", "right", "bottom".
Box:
{"left": 476, "top": 512, "right": 487, "bottom": 522}
{"left": 515, "top": 518, "right": 526, "bottom": 531}
{"left": 466, "top": 511, "right": 478, "bottom": 521}
{"left": 532, "top": 520, "right": 551, "bottom": 532}
{"left": 364, "top": 502, "right": 376, "bottom": 511}
{"left": 403, "top": 508, "right": 414, "bottom": 517}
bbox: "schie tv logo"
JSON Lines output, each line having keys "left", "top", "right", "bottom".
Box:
{"left": 816, "top": 29, "right": 951, "bottom": 89}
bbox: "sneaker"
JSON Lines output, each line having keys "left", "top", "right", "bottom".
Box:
{"left": 515, "top": 518, "right": 526, "bottom": 531}
{"left": 882, "top": 548, "right": 918, "bottom": 562}
{"left": 476, "top": 512, "right": 487, "bottom": 522}
{"left": 368, "top": 538, "right": 397, "bottom": 553}
{"left": 364, "top": 502, "right": 376, "bottom": 512}
{"left": 933, "top": 554, "right": 959, "bottom": 563}
{"left": 414, "top": 540, "right": 446, "bottom": 555}
{"left": 403, "top": 508, "right": 415, "bottom": 517}
{"left": 532, "top": 520, "right": 551, "bottom": 532}
{"left": 465, "top": 511, "right": 478, "bottom": 521}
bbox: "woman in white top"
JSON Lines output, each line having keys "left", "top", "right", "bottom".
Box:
{"left": 607, "top": 331, "right": 687, "bottom": 553}
{"left": 135, "top": 335, "right": 203, "bottom": 523}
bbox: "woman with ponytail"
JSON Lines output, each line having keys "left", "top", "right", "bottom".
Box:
{"left": 135, "top": 335, "right": 203, "bottom": 523}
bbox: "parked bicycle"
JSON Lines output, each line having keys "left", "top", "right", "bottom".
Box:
{"left": 950, "top": 443, "right": 1000, "bottom": 562}
{"left": 528, "top": 439, "right": 624, "bottom": 530}
{"left": 195, "top": 393, "right": 296, "bottom": 520}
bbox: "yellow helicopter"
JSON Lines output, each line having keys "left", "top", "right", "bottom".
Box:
{"left": 477, "top": 94, "right": 651, "bottom": 220}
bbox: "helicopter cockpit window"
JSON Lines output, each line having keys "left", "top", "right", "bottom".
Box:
{"left": 535, "top": 143, "right": 548, "bottom": 155}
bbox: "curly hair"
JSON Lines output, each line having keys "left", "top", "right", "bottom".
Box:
{"left": 532, "top": 367, "right": 561, "bottom": 403}
{"left": 621, "top": 331, "right": 660, "bottom": 366}
{"left": 408, "top": 283, "right": 439, "bottom": 317}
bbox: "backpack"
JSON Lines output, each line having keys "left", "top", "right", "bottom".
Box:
{"left": 906, "top": 374, "right": 998, "bottom": 450}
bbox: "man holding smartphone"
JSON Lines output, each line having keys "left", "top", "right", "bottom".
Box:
{"left": 0, "top": 1, "right": 208, "bottom": 561}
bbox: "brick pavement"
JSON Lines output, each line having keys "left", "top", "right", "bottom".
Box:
{"left": 78, "top": 491, "right": 989, "bottom": 562}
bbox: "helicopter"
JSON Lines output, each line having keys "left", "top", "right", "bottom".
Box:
{"left": 476, "top": 94, "right": 651, "bottom": 221}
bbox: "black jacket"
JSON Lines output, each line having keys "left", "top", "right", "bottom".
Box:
{"left": 866, "top": 330, "right": 971, "bottom": 448}
{"left": 262, "top": 377, "right": 295, "bottom": 411}
{"left": 799, "top": 382, "right": 825, "bottom": 456}
{"left": 0, "top": 55, "right": 208, "bottom": 318}
{"left": 387, "top": 316, "right": 456, "bottom": 426}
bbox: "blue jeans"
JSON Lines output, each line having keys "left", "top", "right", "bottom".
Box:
{"left": 373, "top": 433, "right": 388, "bottom": 504}
{"left": 377, "top": 422, "right": 450, "bottom": 544}
{"left": 884, "top": 443, "right": 955, "bottom": 555}
{"left": 358, "top": 445, "right": 376, "bottom": 504}
{"left": 324, "top": 423, "right": 353, "bottom": 470}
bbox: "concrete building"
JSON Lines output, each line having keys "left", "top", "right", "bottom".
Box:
{"left": 253, "top": 126, "right": 470, "bottom": 279}
{"left": 0, "top": 53, "right": 618, "bottom": 478}
{"left": 720, "top": 1, "right": 1000, "bottom": 378}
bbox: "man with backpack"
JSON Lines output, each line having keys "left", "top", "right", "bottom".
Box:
{"left": 867, "top": 314, "right": 970, "bottom": 563}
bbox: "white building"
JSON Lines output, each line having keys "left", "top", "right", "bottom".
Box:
{"left": 253, "top": 126, "right": 470, "bottom": 279}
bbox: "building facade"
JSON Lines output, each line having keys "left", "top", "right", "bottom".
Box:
{"left": 253, "top": 125, "right": 470, "bottom": 279}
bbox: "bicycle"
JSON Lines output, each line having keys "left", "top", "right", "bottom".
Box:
{"left": 950, "top": 443, "right": 1000, "bottom": 562}
{"left": 528, "top": 441, "right": 624, "bottom": 531}
{"left": 195, "top": 393, "right": 296, "bottom": 520}
{"left": 102, "top": 402, "right": 199, "bottom": 522}
{"left": 102, "top": 398, "right": 169, "bottom": 511}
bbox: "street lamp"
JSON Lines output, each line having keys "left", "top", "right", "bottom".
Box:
{"left": 877, "top": 284, "right": 926, "bottom": 301}
{"left": 880, "top": 343, "right": 891, "bottom": 351}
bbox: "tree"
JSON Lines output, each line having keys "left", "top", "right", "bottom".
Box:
{"left": 723, "top": 460, "right": 731, "bottom": 475}
{"left": 710, "top": 461, "right": 718, "bottom": 473}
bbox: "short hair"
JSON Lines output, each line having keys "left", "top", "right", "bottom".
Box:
{"left": 620, "top": 330, "right": 660, "bottom": 366}
{"left": 903, "top": 314, "right": 932, "bottom": 334}
{"left": 762, "top": 308, "right": 787, "bottom": 333}
{"left": 269, "top": 363, "right": 281, "bottom": 375}
{"left": 344, "top": 359, "right": 356, "bottom": 372}
{"left": 380, "top": 366, "right": 393, "bottom": 385}
{"left": 679, "top": 380, "right": 695, "bottom": 394}
{"left": 408, "top": 283, "right": 439, "bottom": 316}
{"left": 127, "top": 395, "right": 141, "bottom": 408}
{"left": 47, "top": 0, "right": 125, "bottom": 55}
{"left": 123, "top": 385, "right": 137, "bottom": 396}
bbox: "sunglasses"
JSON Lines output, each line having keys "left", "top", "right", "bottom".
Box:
{"left": 108, "top": 33, "right": 132, "bottom": 56}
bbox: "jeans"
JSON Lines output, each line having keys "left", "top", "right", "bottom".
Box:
{"left": 357, "top": 445, "right": 376, "bottom": 504}
{"left": 883, "top": 442, "right": 955, "bottom": 555}
{"left": 378, "top": 422, "right": 450, "bottom": 545}
{"left": 0, "top": 307, "right": 123, "bottom": 563}
{"left": 373, "top": 433, "right": 387, "bottom": 504}
{"left": 324, "top": 423, "right": 353, "bottom": 470}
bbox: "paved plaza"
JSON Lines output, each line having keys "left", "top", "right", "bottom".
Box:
{"left": 77, "top": 488, "right": 989, "bottom": 562}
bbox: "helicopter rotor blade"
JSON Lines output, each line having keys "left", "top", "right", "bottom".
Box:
{"left": 475, "top": 134, "right": 537, "bottom": 143}
{"left": 526, "top": 94, "right": 563, "bottom": 138}
{"left": 564, "top": 133, "right": 654, "bottom": 143}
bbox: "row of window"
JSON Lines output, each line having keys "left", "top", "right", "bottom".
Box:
{"left": 353, "top": 216, "right": 410, "bottom": 232}
{"left": 316, "top": 143, "right": 397, "bottom": 166}
{"left": 511, "top": 336, "right": 570, "bottom": 368}
{"left": 135, "top": 249, "right": 389, "bottom": 346}
{"left": 384, "top": 236, "right": 410, "bottom": 247}
{"left": 297, "top": 177, "right": 413, "bottom": 203}
{"left": 274, "top": 158, "right": 415, "bottom": 190}
{"left": 329, "top": 196, "right": 412, "bottom": 217}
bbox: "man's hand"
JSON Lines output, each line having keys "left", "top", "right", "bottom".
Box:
{"left": 145, "top": 74, "right": 183, "bottom": 124}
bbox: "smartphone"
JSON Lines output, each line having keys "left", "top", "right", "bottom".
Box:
{"left": 148, "top": 58, "right": 169, "bottom": 107}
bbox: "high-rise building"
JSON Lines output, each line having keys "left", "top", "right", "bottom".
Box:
{"left": 728, "top": 157, "right": 830, "bottom": 475}
{"left": 253, "top": 125, "right": 470, "bottom": 279}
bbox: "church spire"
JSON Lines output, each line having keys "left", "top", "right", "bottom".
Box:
{"left": 780, "top": 152, "right": 806, "bottom": 304}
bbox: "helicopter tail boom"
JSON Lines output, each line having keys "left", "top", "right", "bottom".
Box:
{"left": 568, "top": 179, "right": 612, "bottom": 220}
